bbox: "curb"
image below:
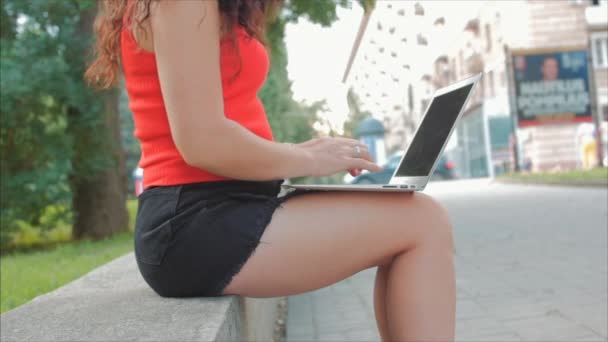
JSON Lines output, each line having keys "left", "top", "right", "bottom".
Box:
{"left": 496, "top": 178, "right": 608, "bottom": 188}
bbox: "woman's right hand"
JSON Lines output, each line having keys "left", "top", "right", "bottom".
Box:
{"left": 293, "top": 137, "right": 383, "bottom": 178}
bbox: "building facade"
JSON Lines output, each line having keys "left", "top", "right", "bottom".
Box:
{"left": 343, "top": 0, "right": 607, "bottom": 177}
{"left": 432, "top": 0, "right": 608, "bottom": 176}
{"left": 342, "top": 1, "right": 479, "bottom": 156}
{"left": 515, "top": 0, "right": 603, "bottom": 172}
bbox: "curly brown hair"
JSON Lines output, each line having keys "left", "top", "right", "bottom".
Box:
{"left": 84, "top": 0, "right": 279, "bottom": 89}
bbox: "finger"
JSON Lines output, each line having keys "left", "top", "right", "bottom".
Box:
{"left": 295, "top": 139, "right": 320, "bottom": 147}
{"left": 332, "top": 136, "right": 358, "bottom": 143}
{"left": 354, "top": 144, "right": 369, "bottom": 153}
{"left": 360, "top": 150, "right": 373, "bottom": 162}
{"left": 332, "top": 137, "right": 362, "bottom": 146}
{"left": 346, "top": 148, "right": 373, "bottom": 162}
{"left": 348, "top": 158, "right": 383, "bottom": 173}
{"left": 355, "top": 150, "right": 374, "bottom": 162}
{"left": 341, "top": 144, "right": 370, "bottom": 159}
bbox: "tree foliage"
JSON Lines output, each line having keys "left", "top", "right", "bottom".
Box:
{"left": 1, "top": 0, "right": 128, "bottom": 248}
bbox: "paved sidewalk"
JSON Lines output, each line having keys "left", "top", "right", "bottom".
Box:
{"left": 287, "top": 179, "right": 608, "bottom": 341}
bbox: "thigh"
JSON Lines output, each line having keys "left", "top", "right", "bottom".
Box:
{"left": 222, "top": 190, "right": 449, "bottom": 297}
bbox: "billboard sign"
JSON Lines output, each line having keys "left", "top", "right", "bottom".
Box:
{"left": 511, "top": 48, "right": 592, "bottom": 127}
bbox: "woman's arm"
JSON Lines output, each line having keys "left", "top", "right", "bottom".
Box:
{"left": 150, "top": 0, "right": 380, "bottom": 181}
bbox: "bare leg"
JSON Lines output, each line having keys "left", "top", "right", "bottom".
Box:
{"left": 374, "top": 263, "right": 391, "bottom": 342}
{"left": 375, "top": 242, "right": 455, "bottom": 341}
{"left": 222, "top": 191, "right": 455, "bottom": 341}
{"left": 387, "top": 232, "right": 455, "bottom": 341}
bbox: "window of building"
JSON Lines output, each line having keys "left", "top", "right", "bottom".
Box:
{"left": 408, "top": 84, "right": 414, "bottom": 112}
{"left": 417, "top": 33, "right": 428, "bottom": 46}
{"left": 414, "top": 2, "right": 424, "bottom": 16}
{"left": 591, "top": 33, "right": 608, "bottom": 68}
{"left": 485, "top": 24, "right": 492, "bottom": 52}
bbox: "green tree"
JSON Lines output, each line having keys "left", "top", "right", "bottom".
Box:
{"left": 1, "top": 0, "right": 128, "bottom": 245}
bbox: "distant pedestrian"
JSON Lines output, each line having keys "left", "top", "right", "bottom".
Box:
{"left": 577, "top": 123, "right": 597, "bottom": 169}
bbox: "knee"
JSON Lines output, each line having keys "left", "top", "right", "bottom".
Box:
{"left": 408, "top": 193, "right": 454, "bottom": 250}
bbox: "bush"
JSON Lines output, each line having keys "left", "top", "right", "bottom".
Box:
{"left": 1, "top": 205, "right": 72, "bottom": 253}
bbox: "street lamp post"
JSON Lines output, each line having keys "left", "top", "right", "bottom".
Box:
{"left": 504, "top": 44, "right": 521, "bottom": 172}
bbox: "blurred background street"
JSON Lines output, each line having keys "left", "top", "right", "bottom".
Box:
{"left": 288, "top": 179, "right": 608, "bottom": 341}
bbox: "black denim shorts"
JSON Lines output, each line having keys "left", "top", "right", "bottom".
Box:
{"left": 134, "top": 179, "right": 307, "bottom": 297}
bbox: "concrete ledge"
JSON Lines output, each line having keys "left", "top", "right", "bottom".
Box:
{"left": 0, "top": 253, "right": 278, "bottom": 342}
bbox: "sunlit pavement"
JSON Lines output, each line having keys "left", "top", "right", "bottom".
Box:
{"left": 287, "top": 179, "right": 608, "bottom": 341}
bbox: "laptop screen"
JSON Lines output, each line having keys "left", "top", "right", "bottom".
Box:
{"left": 395, "top": 83, "right": 474, "bottom": 177}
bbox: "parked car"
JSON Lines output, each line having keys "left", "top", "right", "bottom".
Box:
{"left": 351, "top": 152, "right": 456, "bottom": 184}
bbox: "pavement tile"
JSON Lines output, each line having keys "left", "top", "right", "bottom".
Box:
{"left": 571, "top": 336, "right": 608, "bottom": 342}
{"left": 456, "top": 316, "right": 514, "bottom": 338}
{"left": 288, "top": 333, "right": 316, "bottom": 342}
{"left": 501, "top": 314, "right": 600, "bottom": 340}
{"left": 456, "top": 332, "right": 522, "bottom": 342}
{"left": 456, "top": 299, "right": 489, "bottom": 319}
{"left": 344, "top": 328, "right": 381, "bottom": 342}
{"left": 316, "top": 332, "right": 348, "bottom": 341}
{"left": 475, "top": 296, "right": 550, "bottom": 321}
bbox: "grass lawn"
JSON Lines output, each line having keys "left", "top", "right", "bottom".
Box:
{"left": 0, "top": 199, "right": 138, "bottom": 314}
{"left": 499, "top": 167, "right": 608, "bottom": 186}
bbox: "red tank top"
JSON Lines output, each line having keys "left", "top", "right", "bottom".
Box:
{"left": 121, "top": 25, "right": 273, "bottom": 189}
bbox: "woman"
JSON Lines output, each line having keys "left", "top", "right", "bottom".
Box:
{"left": 85, "top": 1, "right": 455, "bottom": 340}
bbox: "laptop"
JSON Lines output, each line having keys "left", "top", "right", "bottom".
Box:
{"left": 282, "top": 73, "right": 482, "bottom": 193}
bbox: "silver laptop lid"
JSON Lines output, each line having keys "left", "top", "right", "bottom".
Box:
{"left": 389, "top": 74, "right": 481, "bottom": 187}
